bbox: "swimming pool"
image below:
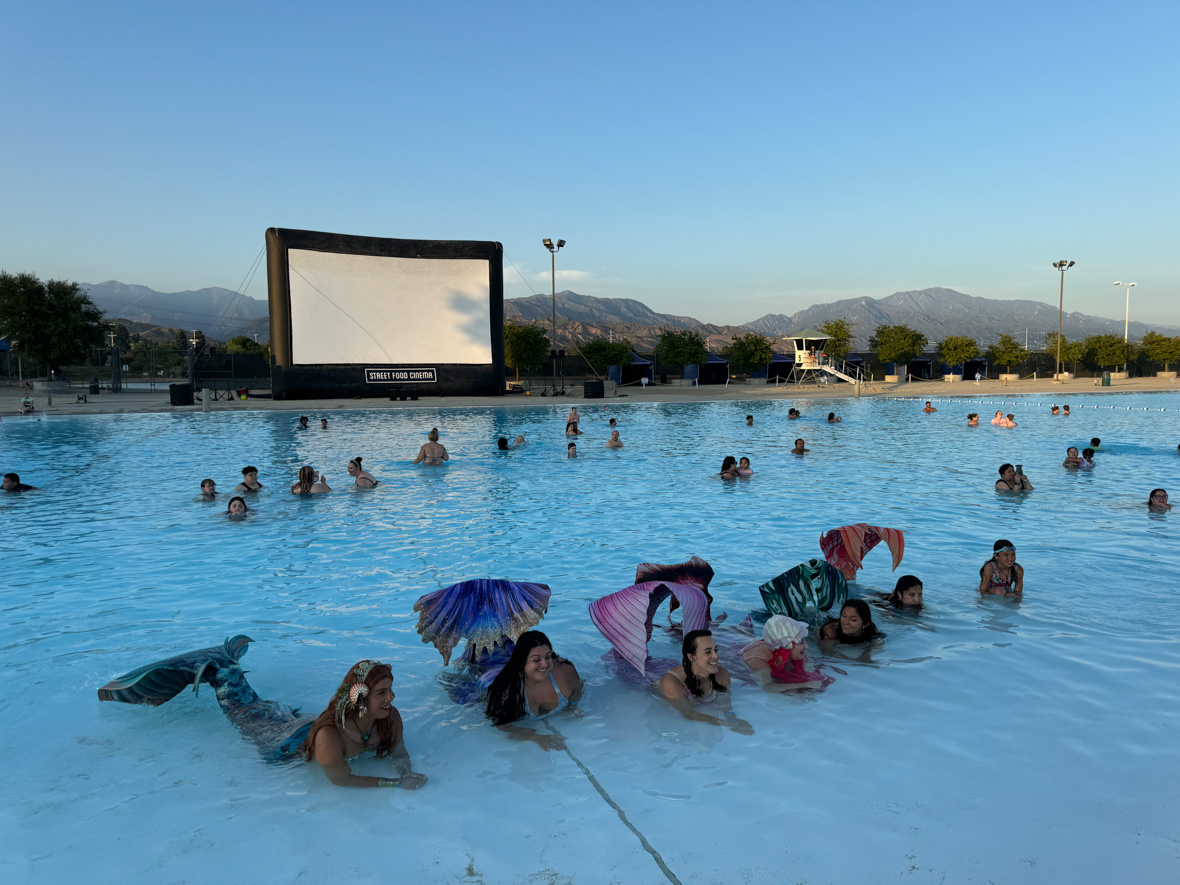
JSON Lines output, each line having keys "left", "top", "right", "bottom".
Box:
{"left": 3, "top": 392, "right": 1178, "bottom": 884}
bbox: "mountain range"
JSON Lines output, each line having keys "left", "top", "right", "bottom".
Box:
{"left": 83, "top": 281, "right": 1179, "bottom": 352}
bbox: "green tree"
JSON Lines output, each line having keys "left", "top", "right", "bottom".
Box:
{"left": 226, "top": 335, "right": 265, "bottom": 355}
{"left": 1085, "top": 333, "right": 1136, "bottom": 370}
{"left": 0, "top": 271, "right": 106, "bottom": 369}
{"left": 1141, "top": 330, "right": 1180, "bottom": 372}
{"left": 1061, "top": 340, "right": 1088, "bottom": 374}
{"left": 579, "top": 336, "right": 632, "bottom": 375}
{"left": 936, "top": 335, "right": 979, "bottom": 373}
{"left": 986, "top": 333, "right": 1028, "bottom": 373}
{"left": 868, "top": 324, "right": 928, "bottom": 373}
{"left": 818, "top": 318, "right": 854, "bottom": 362}
{"left": 723, "top": 332, "right": 774, "bottom": 374}
{"left": 503, "top": 322, "right": 550, "bottom": 380}
{"left": 655, "top": 328, "right": 707, "bottom": 373}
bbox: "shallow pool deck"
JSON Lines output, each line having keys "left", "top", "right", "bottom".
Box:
{"left": 3, "top": 373, "right": 1177, "bottom": 417}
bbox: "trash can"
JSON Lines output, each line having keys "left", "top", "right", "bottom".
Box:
{"left": 1101, "top": 372, "right": 1111, "bottom": 387}
{"left": 583, "top": 379, "right": 604, "bottom": 399}
{"left": 237, "top": 387, "right": 248, "bottom": 401}
{"left": 169, "top": 383, "right": 194, "bottom": 406}
{"left": 89, "top": 378, "right": 100, "bottom": 395}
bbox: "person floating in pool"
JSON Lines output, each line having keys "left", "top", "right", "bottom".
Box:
{"left": 1090, "top": 437, "right": 1101, "bottom": 449}
{"left": 889, "top": 575, "right": 924, "bottom": 609}
{"left": 1063, "top": 447, "right": 1084, "bottom": 469}
{"left": 301, "top": 660, "right": 428, "bottom": 789}
{"left": 737, "top": 456, "right": 753, "bottom": 476}
{"left": 967, "top": 413, "right": 979, "bottom": 426}
{"left": 2, "top": 472, "right": 36, "bottom": 492}
{"left": 291, "top": 466, "right": 331, "bottom": 494}
{"left": 1148, "top": 489, "right": 1171, "bottom": 511}
{"left": 979, "top": 540, "right": 1023, "bottom": 595}
{"left": 347, "top": 457, "right": 379, "bottom": 488}
{"left": 819, "top": 599, "right": 882, "bottom": 643}
{"left": 923, "top": 401, "right": 937, "bottom": 413}
{"left": 605, "top": 430, "right": 623, "bottom": 449}
{"left": 719, "top": 456, "right": 739, "bottom": 478}
{"left": 226, "top": 496, "right": 248, "bottom": 518}
{"left": 235, "top": 466, "right": 263, "bottom": 493}
{"left": 995, "top": 463, "right": 1033, "bottom": 492}
{"left": 659, "top": 629, "right": 753, "bottom": 734}
{"left": 413, "top": 428, "right": 449, "bottom": 466}
{"left": 792, "top": 438, "right": 809, "bottom": 454}
{"left": 198, "top": 478, "right": 219, "bottom": 499}
{"left": 827, "top": 412, "right": 842, "bottom": 423}
{"left": 485, "top": 631, "right": 583, "bottom": 751}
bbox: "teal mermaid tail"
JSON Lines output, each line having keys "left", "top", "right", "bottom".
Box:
{"left": 759, "top": 559, "right": 848, "bottom": 620}
{"left": 98, "top": 636, "right": 311, "bottom": 761}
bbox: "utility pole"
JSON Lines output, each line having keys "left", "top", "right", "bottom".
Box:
{"left": 188, "top": 330, "right": 198, "bottom": 389}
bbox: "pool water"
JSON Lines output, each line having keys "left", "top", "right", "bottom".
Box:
{"left": 2, "top": 393, "right": 1179, "bottom": 884}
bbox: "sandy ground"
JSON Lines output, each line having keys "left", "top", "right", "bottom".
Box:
{"left": 2, "top": 374, "right": 1177, "bottom": 417}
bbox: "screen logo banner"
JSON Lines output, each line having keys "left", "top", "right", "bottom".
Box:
{"left": 364, "top": 368, "right": 438, "bottom": 384}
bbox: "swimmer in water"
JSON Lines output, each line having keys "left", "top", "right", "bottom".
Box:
{"left": 967, "top": 413, "right": 979, "bottom": 426}
{"left": 484, "top": 631, "right": 583, "bottom": 750}
{"left": 299, "top": 661, "right": 428, "bottom": 789}
{"left": 827, "top": 412, "right": 842, "bottom": 423}
{"left": 923, "top": 401, "right": 937, "bottom": 413}
{"left": 1063, "top": 405, "right": 1070, "bottom": 416}
{"left": 996, "top": 463, "right": 1033, "bottom": 492}
{"left": 792, "top": 438, "right": 809, "bottom": 454}
{"left": 787, "top": 408, "right": 800, "bottom": 419}
{"left": 226, "top": 496, "right": 248, "bottom": 517}
{"left": 609, "top": 417, "right": 618, "bottom": 428}
{"left": 347, "top": 457, "right": 379, "bottom": 488}
{"left": 819, "top": 600, "right": 881, "bottom": 643}
{"left": 291, "top": 466, "right": 331, "bottom": 494}
{"left": 199, "top": 478, "right": 219, "bottom": 499}
{"left": 1148, "top": 489, "right": 1171, "bottom": 511}
{"left": 413, "top": 428, "right": 449, "bottom": 466}
{"left": 1006, "top": 413, "right": 1018, "bottom": 427}
{"left": 320, "top": 418, "right": 328, "bottom": 430}
{"left": 1050, "top": 405, "right": 1060, "bottom": 415}
{"left": 605, "top": 430, "right": 623, "bottom": 449}
{"left": 737, "top": 456, "right": 753, "bottom": 476}
{"left": 1080, "top": 448, "right": 1095, "bottom": 468}
{"left": 659, "top": 630, "right": 753, "bottom": 734}
{"left": 514, "top": 435, "right": 526, "bottom": 446}
{"left": 567, "top": 443, "right": 577, "bottom": 459}
{"left": 235, "top": 466, "right": 263, "bottom": 493}
{"left": 991, "top": 411, "right": 1005, "bottom": 426}
{"left": 2, "top": 472, "right": 36, "bottom": 492}
{"left": 1090, "top": 438, "right": 1101, "bottom": 449}
{"left": 979, "top": 539, "right": 1023, "bottom": 595}
{"left": 889, "top": 575, "right": 923, "bottom": 609}
{"left": 746, "top": 415, "right": 754, "bottom": 426}
{"left": 719, "top": 456, "right": 739, "bottom": 478}
{"left": 298, "top": 416, "right": 309, "bottom": 429}
{"left": 1063, "top": 447, "right": 1083, "bottom": 469}
{"left": 497, "top": 437, "right": 510, "bottom": 450}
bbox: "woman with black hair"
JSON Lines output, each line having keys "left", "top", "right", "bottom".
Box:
{"left": 819, "top": 599, "right": 883, "bottom": 642}
{"left": 979, "top": 539, "right": 1023, "bottom": 595}
{"left": 658, "top": 630, "right": 753, "bottom": 734}
{"left": 889, "top": 575, "right": 923, "bottom": 609}
{"left": 485, "top": 631, "right": 582, "bottom": 750}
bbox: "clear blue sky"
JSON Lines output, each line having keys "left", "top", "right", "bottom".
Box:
{"left": 4, "top": 1, "right": 1178, "bottom": 326}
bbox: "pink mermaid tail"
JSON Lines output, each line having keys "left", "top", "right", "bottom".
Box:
{"left": 635, "top": 556, "right": 717, "bottom": 621}
{"left": 819, "top": 523, "right": 906, "bottom": 581}
{"left": 589, "top": 581, "right": 710, "bottom": 676}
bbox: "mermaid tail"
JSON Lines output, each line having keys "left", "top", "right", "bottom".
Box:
{"left": 97, "top": 636, "right": 309, "bottom": 761}
{"left": 759, "top": 559, "right": 848, "bottom": 620}
{"left": 635, "top": 556, "right": 717, "bottom": 621}
{"left": 589, "top": 581, "right": 710, "bottom": 676}
{"left": 819, "top": 523, "right": 906, "bottom": 580}
{"left": 414, "top": 579, "right": 551, "bottom": 665}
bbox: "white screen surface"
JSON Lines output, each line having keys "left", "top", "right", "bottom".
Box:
{"left": 287, "top": 249, "right": 493, "bottom": 365}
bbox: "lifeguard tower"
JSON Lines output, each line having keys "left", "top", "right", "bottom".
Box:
{"left": 783, "top": 329, "right": 861, "bottom": 386}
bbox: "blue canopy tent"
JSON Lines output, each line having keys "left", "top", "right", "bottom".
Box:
{"left": 684, "top": 353, "right": 729, "bottom": 385}
{"left": 608, "top": 353, "right": 653, "bottom": 386}
{"left": 755, "top": 353, "right": 794, "bottom": 382}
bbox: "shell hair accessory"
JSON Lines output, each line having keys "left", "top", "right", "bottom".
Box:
{"left": 334, "top": 660, "right": 383, "bottom": 724}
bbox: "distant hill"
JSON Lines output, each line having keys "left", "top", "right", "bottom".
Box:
{"left": 83, "top": 281, "right": 268, "bottom": 341}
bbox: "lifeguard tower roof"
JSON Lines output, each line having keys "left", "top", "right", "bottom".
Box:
{"left": 786, "top": 329, "right": 829, "bottom": 353}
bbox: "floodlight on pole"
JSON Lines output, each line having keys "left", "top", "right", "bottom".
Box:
{"left": 543, "top": 238, "right": 565, "bottom": 394}
{"left": 1052, "top": 260, "right": 1075, "bottom": 380}
{"left": 1114, "top": 280, "right": 1136, "bottom": 373}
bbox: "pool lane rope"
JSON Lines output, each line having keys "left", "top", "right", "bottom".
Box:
{"left": 884, "top": 397, "right": 1178, "bottom": 411}
{"left": 543, "top": 720, "right": 683, "bottom": 885}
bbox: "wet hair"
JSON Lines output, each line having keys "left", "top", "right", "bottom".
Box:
{"left": 1063, "top": 404, "right": 1070, "bottom": 409}
{"left": 567, "top": 442, "right": 576, "bottom": 452}
{"left": 300, "top": 661, "right": 398, "bottom": 761}
{"left": 292, "top": 466, "right": 316, "bottom": 493}
{"left": 1067, "top": 447, "right": 1079, "bottom": 456}
{"left": 828, "top": 412, "right": 836, "bottom": 420}
{"left": 226, "top": 496, "right": 248, "bottom": 513}
{"left": 967, "top": 413, "right": 978, "bottom": 420}
{"left": 428, "top": 428, "right": 440, "bottom": 442}
{"left": 201, "top": 478, "right": 215, "bottom": 491}
{"left": 241, "top": 466, "right": 257, "bottom": 476}
{"left": 823, "top": 600, "right": 881, "bottom": 643}
{"left": 1006, "top": 414, "right": 1015, "bottom": 421}
{"left": 485, "top": 631, "right": 567, "bottom": 725}
{"left": 497, "top": 437, "right": 509, "bottom": 450}
{"left": 889, "top": 575, "right": 923, "bottom": 606}
{"left": 746, "top": 415, "right": 753, "bottom": 421}
{"left": 794, "top": 439, "right": 805, "bottom": 447}
{"left": 998, "top": 463, "right": 1013, "bottom": 477}
{"left": 682, "top": 630, "right": 727, "bottom": 698}
{"left": 1148, "top": 489, "right": 1168, "bottom": 505}
{"left": 299, "top": 415, "right": 308, "bottom": 423}
{"left": 348, "top": 457, "right": 363, "bottom": 470}
{"left": 1082, "top": 448, "right": 1094, "bottom": 460}
{"left": 739, "top": 457, "right": 750, "bottom": 467}
{"left": 1091, "top": 438, "right": 1101, "bottom": 447}
{"left": 980, "top": 539, "right": 1017, "bottom": 577}
{"left": 720, "top": 456, "right": 737, "bottom": 474}
{"left": 5, "top": 472, "right": 20, "bottom": 483}
{"left": 609, "top": 418, "right": 617, "bottom": 426}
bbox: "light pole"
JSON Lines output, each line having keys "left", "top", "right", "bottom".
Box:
{"left": 542, "top": 238, "right": 565, "bottom": 394}
{"left": 1052, "top": 260, "right": 1075, "bottom": 379}
{"left": 1114, "top": 280, "right": 1136, "bottom": 373}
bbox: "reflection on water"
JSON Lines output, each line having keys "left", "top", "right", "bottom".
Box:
{"left": 2, "top": 392, "right": 1180, "bottom": 883}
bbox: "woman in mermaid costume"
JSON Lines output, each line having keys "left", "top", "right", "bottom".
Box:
{"left": 97, "top": 637, "right": 426, "bottom": 788}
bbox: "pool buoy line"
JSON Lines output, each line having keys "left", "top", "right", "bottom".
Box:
{"left": 884, "top": 397, "right": 1179, "bottom": 411}
{"left": 544, "top": 721, "right": 683, "bottom": 885}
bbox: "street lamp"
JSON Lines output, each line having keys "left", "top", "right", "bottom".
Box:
{"left": 1114, "top": 280, "right": 1136, "bottom": 373}
{"left": 543, "top": 238, "right": 566, "bottom": 394}
{"left": 1052, "top": 260, "right": 1075, "bottom": 379}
